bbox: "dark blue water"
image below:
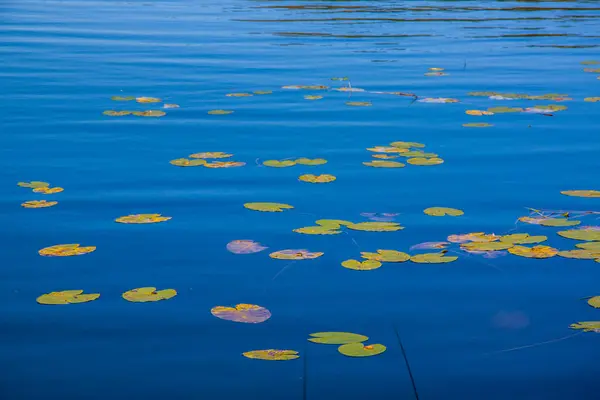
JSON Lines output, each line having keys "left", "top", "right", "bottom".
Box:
{"left": 1, "top": 1, "right": 600, "bottom": 399}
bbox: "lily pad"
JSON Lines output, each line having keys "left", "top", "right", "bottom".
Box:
{"left": 487, "top": 107, "right": 523, "bottom": 113}
{"left": 103, "top": 110, "right": 131, "bottom": 116}
{"left": 557, "top": 250, "right": 600, "bottom": 259}
{"left": 533, "top": 104, "right": 567, "bottom": 112}
{"left": 304, "top": 95, "right": 323, "bottom": 100}
{"left": 465, "top": 110, "right": 494, "bottom": 116}
{"left": 538, "top": 218, "right": 580, "bottom": 227}
{"left": 448, "top": 232, "right": 499, "bottom": 243}
{"left": 558, "top": 228, "right": 600, "bottom": 241}
{"left": 341, "top": 259, "right": 382, "bottom": 271}
{"left": 584, "top": 97, "right": 600, "bottom": 102}
{"left": 363, "top": 160, "right": 405, "bottom": 168}
{"left": 21, "top": 200, "right": 57, "bottom": 208}
{"left": 361, "top": 249, "right": 410, "bottom": 262}
{"left": 367, "top": 146, "right": 408, "bottom": 153}
{"left": 263, "top": 160, "right": 296, "bottom": 168}
{"left": 18, "top": 181, "right": 49, "bottom": 189}
{"left": 561, "top": 190, "right": 600, "bottom": 198}
{"left": 410, "top": 253, "right": 458, "bottom": 263}
{"left": 463, "top": 123, "right": 493, "bottom": 128}
{"left": 269, "top": 249, "right": 324, "bottom": 260}
{"left": 581, "top": 61, "right": 600, "bottom": 65}
{"left": 111, "top": 96, "right": 134, "bottom": 101}
{"left": 569, "top": 321, "right": 600, "bottom": 332}
{"left": 346, "top": 101, "right": 372, "bottom": 107}
{"left": 418, "top": 98, "right": 459, "bottom": 103}
{"left": 347, "top": 222, "right": 403, "bottom": 232}
{"left": 407, "top": 157, "right": 444, "bottom": 166}
{"left": 576, "top": 242, "right": 600, "bottom": 251}
{"left": 226, "top": 93, "right": 253, "bottom": 97}
{"left": 39, "top": 244, "right": 96, "bottom": 257}
{"left": 208, "top": 110, "right": 234, "bottom": 115}
{"left": 136, "top": 97, "right": 161, "bottom": 103}
{"left": 298, "top": 174, "right": 336, "bottom": 183}
{"left": 461, "top": 241, "right": 513, "bottom": 251}
{"left": 294, "top": 226, "right": 341, "bottom": 235}
{"left": 410, "top": 241, "right": 449, "bottom": 250}
{"left": 500, "top": 233, "right": 547, "bottom": 245}
{"left": 295, "top": 158, "right": 327, "bottom": 166}
{"left": 163, "top": 103, "right": 180, "bottom": 109}
{"left": 423, "top": 207, "right": 464, "bottom": 217}
{"left": 170, "top": 158, "right": 207, "bottom": 167}
{"left": 226, "top": 240, "right": 268, "bottom": 254}
{"left": 37, "top": 290, "right": 100, "bottom": 305}
{"left": 338, "top": 343, "right": 386, "bottom": 358}
{"left": 33, "top": 187, "right": 64, "bottom": 194}
{"left": 315, "top": 219, "right": 353, "bottom": 228}
{"left": 308, "top": 332, "right": 368, "bottom": 344}
{"left": 122, "top": 287, "right": 177, "bottom": 302}
{"left": 243, "top": 350, "right": 299, "bottom": 361}
{"left": 508, "top": 245, "right": 558, "bottom": 258}
{"left": 244, "top": 202, "right": 293, "bottom": 212}
{"left": 399, "top": 151, "right": 438, "bottom": 158}
{"left": 204, "top": 161, "right": 245, "bottom": 168}
{"left": 373, "top": 154, "right": 399, "bottom": 159}
{"left": 253, "top": 91, "right": 272, "bottom": 95}
{"left": 132, "top": 110, "right": 166, "bottom": 117}
{"left": 389, "top": 141, "right": 425, "bottom": 149}
{"left": 424, "top": 72, "right": 448, "bottom": 76}
{"left": 586, "top": 296, "right": 600, "bottom": 308}
{"left": 211, "top": 304, "right": 271, "bottom": 323}
{"left": 189, "top": 152, "right": 232, "bottom": 159}
{"left": 115, "top": 214, "right": 171, "bottom": 224}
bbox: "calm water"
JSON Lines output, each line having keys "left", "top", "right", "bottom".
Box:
{"left": 1, "top": 0, "right": 600, "bottom": 399}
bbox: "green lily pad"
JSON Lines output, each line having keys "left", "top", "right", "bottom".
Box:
{"left": 347, "top": 222, "right": 403, "bottom": 232}
{"left": 463, "top": 123, "right": 493, "bottom": 128}
{"left": 253, "top": 90, "right": 272, "bottom": 95}
{"left": 132, "top": 110, "right": 166, "bottom": 117}
{"left": 538, "top": 218, "right": 580, "bottom": 227}
{"left": 423, "top": 207, "right": 464, "bottom": 217}
{"left": 410, "top": 253, "right": 458, "bottom": 263}
{"left": 18, "top": 181, "right": 50, "bottom": 189}
{"left": 338, "top": 343, "right": 386, "bottom": 358}
{"left": 586, "top": 296, "right": 600, "bottom": 308}
{"left": 461, "top": 242, "right": 513, "bottom": 251}
{"left": 361, "top": 250, "right": 410, "bottom": 262}
{"left": 508, "top": 245, "right": 558, "bottom": 258}
{"left": 363, "top": 161, "right": 405, "bottom": 168}
{"left": 208, "top": 109, "right": 234, "bottom": 115}
{"left": 341, "top": 259, "right": 382, "bottom": 270}
{"left": 243, "top": 349, "right": 299, "bottom": 361}
{"left": 487, "top": 107, "right": 523, "bottom": 113}
{"left": 294, "top": 226, "right": 341, "bottom": 235}
{"left": 346, "top": 101, "right": 372, "bottom": 107}
{"left": 558, "top": 229, "right": 600, "bottom": 241}
{"left": 407, "top": 157, "right": 444, "bottom": 166}
{"left": 500, "top": 233, "right": 547, "bottom": 245}
{"left": 569, "top": 321, "right": 600, "bottom": 332}
{"left": 263, "top": 160, "right": 296, "bottom": 167}
{"left": 170, "top": 158, "right": 207, "bottom": 167}
{"left": 295, "top": 158, "right": 327, "bottom": 166}
{"left": 399, "top": 151, "right": 439, "bottom": 158}
{"left": 308, "top": 332, "right": 368, "bottom": 344}
{"left": 533, "top": 104, "right": 567, "bottom": 112}
{"left": 244, "top": 202, "right": 293, "bottom": 212}
{"left": 576, "top": 242, "right": 600, "bottom": 251}
{"left": 389, "top": 141, "right": 425, "bottom": 149}
{"left": 103, "top": 110, "right": 131, "bottom": 116}
{"left": 111, "top": 96, "right": 134, "bottom": 101}
{"left": 561, "top": 190, "right": 600, "bottom": 198}
{"left": 557, "top": 250, "right": 600, "bottom": 260}
{"left": 315, "top": 219, "right": 353, "bottom": 228}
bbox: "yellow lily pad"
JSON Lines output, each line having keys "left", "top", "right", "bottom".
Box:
{"left": 189, "top": 152, "right": 232, "bottom": 159}
{"left": 253, "top": 91, "right": 272, "bottom": 95}
{"left": 308, "top": 332, "right": 368, "bottom": 344}
{"left": 226, "top": 93, "right": 253, "bottom": 97}
{"left": 429, "top": 67, "right": 444, "bottom": 71}
{"left": 500, "top": 233, "right": 547, "bottom": 245}
{"left": 208, "top": 109, "right": 234, "bottom": 115}
{"left": 263, "top": 160, "right": 296, "bottom": 168}
{"left": 338, "top": 343, "right": 386, "bottom": 358}
{"left": 557, "top": 250, "right": 600, "bottom": 260}
{"left": 21, "top": 200, "right": 57, "bottom": 208}
{"left": 487, "top": 107, "right": 524, "bottom": 113}
{"left": 170, "top": 158, "right": 207, "bottom": 167}
{"left": 558, "top": 228, "right": 600, "bottom": 241}
{"left": 389, "top": 141, "right": 425, "bottom": 149}
{"left": 367, "top": 146, "right": 408, "bottom": 153}
{"left": 39, "top": 244, "right": 96, "bottom": 257}
{"left": 304, "top": 95, "right": 323, "bottom": 100}
{"left": 244, "top": 202, "right": 293, "bottom": 212}
{"left": 269, "top": 249, "right": 324, "bottom": 260}
{"left": 37, "top": 290, "right": 100, "bottom": 305}
{"left": 561, "top": 190, "right": 600, "bottom": 198}
{"left": 18, "top": 181, "right": 49, "bottom": 189}
{"left": 584, "top": 97, "right": 600, "bottom": 102}
{"left": 204, "top": 161, "right": 245, "bottom": 168}
{"left": 410, "top": 253, "right": 458, "bottom": 263}
{"left": 372, "top": 154, "right": 399, "bottom": 159}
{"left": 360, "top": 249, "right": 410, "bottom": 262}
{"left": 465, "top": 110, "right": 494, "bottom": 116}
{"left": 103, "top": 110, "right": 131, "bottom": 116}
{"left": 294, "top": 226, "right": 341, "bottom": 235}
{"left": 33, "top": 187, "right": 64, "bottom": 194}
{"left": 538, "top": 218, "right": 581, "bottom": 227}
{"left": 363, "top": 160, "right": 405, "bottom": 168}
{"left": 407, "top": 157, "right": 444, "bottom": 166}
{"left": 243, "top": 349, "right": 299, "bottom": 361}
{"left": 347, "top": 222, "right": 403, "bottom": 232}
{"left": 586, "top": 296, "right": 600, "bottom": 308}
{"left": 298, "top": 174, "right": 336, "bottom": 183}
{"left": 315, "top": 219, "right": 353, "bottom": 228}
{"left": 341, "top": 259, "right": 382, "bottom": 271}
{"left": 399, "top": 151, "right": 438, "bottom": 158}
{"left": 132, "top": 110, "right": 166, "bottom": 117}
{"left": 569, "top": 321, "right": 600, "bottom": 332}
{"left": 136, "top": 97, "right": 161, "bottom": 103}
{"left": 122, "top": 287, "right": 177, "bottom": 302}
{"left": 346, "top": 101, "right": 372, "bottom": 107}
{"left": 115, "top": 214, "right": 171, "bottom": 224}
{"left": 111, "top": 96, "right": 134, "bottom": 101}
{"left": 576, "top": 242, "right": 600, "bottom": 251}
{"left": 508, "top": 245, "right": 558, "bottom": 258}
{"left": 295, "top": 158, "right": 327, "bottom": 165}
{"left": 463, "top": 123, "right": 493, "bottom": 128}
{"left": 423, "top": 207, "right": 464, "bottom": 217}
{"left": 461, "top": 241, "right": 513, "bottom": 251}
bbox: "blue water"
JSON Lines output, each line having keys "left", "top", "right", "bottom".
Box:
{"left": 1, "top": 1, "right": 600, "bottom": 399}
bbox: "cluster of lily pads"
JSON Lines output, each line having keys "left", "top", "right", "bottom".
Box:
{"left": 582, "top": 60, "right": 600, "bottom": 81}
{"left": 365, "top": 140, "right": 444, "bottom": 168}
{"left": 18, "top": 181, "right": 63, "bottom": 208}
{"left": 342, "top": 249, "right": 457, "bottom": 270}
{"left": 170, "top": 151, "right": 246, "bottom": 168}
{"left": 570, "top": 293, "right": 600, "bottom": 333}
{"left": 103, "top": 96, "right": 178, "bottom": 117}
{"left": 293, "top": 219, "right": 403, "bottom": 235}
{"left": 36, "top": 287, "right": 177, "bottom": 305}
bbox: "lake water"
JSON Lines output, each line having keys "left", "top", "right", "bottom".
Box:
{"left": 1, "top": 1, "right": 600, "bottom": 399}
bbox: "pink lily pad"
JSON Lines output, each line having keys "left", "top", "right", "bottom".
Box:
{"left": 211, "top": 304, "right": 272, "bottom": 323}
{"left": 360, "top": 212, "right": 399, "bottom": 222}
{"left": 410, "top": 241, "right": 449, "bottom": 250}
{"left": 226, "top": 240, "right": 268, "bottom": 254}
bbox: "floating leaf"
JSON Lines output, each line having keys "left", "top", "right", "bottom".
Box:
{"left": 448, "top": 232, "right": 499, "bottom": 243}
{"left": 39, "top": 244, "right": 96, "bottom": 257}
{"left": 587, "top": 297, "right": 600, "bottom": 308}
{"left": 132, "top": 110, "right": 166, "bottom": 117}
{"left": 115, "top": 214, "right": 171, "bottom": 224}
{"left": 208, "top": 109, "right": 234, "bottom": 115}
{"left": 204, "top": 161, "right": 245, "bottom": 168}
{"left": 269, "top": 249, "right": 324, "bottom": 260}
{"left": 331, "top": 77, "right": 350, "bottom": 81}
{"left": 315, "top": 219, "right": 353, "bottom": 228}
{"left": 111, "top": 96, "right": 134, "bottom": 101}
{"left": 581, "top": 61, "right": 600, "bottom": 65}
{"left": 558, "top": 228, "right": 600, "bottom": 241}
{"left": 18, "top": 181, "right": 49, "bottom": 189}
{"left": 308, "top": 332, "right": 368, "bottom": 344}
{"left": 346, "top": 101, "right": 372, "bottom": 107}
{"left": 407, "top": 157, "right": 444, "bottom": 166}
{"left": 557, "top": 250, "right": 600, "bottom": 260}
{"left": 584, "top": 97, "right": 600, "bottom": 102}
{"left": 338, "top": 343, "right": 386, "bottom": 358}
{"left": 136, "top": 97, "right": 161, "bottom": 103}
{"left": 360, "top": 212, "right": 399, "bottom": 222}
{"left": 463, "top": 123, "right": 493, "bottom": 128}
{"left": 410, "top": 253, "right": 458, "bottom": 263}
{"left": 389, "top": 141, "right": 425, "bottom": 149}
{"left": 538, "top": 218, "right": 580, "bottom": 227}
{"left": 465, "top": 110, "right": 494, "bottom": 116}
{"left": 170, "top": 158, "right": 207, "bottom": 167}
{"left": 569, "top": 321, "right": 600, "bottom": 332}
{"left": 584, "top": 68, "right": 600, "bottom": 73}
{"left": 341, "top": 259, "right": 382, "bottom": 271}
{"left": 298, "top": 174, "right": 336, "bottom": 183}
{"left": 461, "top": 241, "right": 513, "bottom": 251}
{"left": 163, "top": 103, "right": 180, "bottom": 109}
{"left": 253, "top": 90, "right": 272, "bottom": 95}
{"left": 304, "top": 95, "right": 323, "bottom": 100}
{"left": 211, "top": 304, "right": 271, "bottom": 323}
{"left": 263, "top": 160, "right": 296, "bottom": 168}
{"left": 226, "top": 240, "right": 268, "bottom": 254}
{"left": 577, "top": 242, "right": 600, "bottom": 251}
{"left": 500, "top": 233, "right": 547, "bottom": 245}
{"left": 367, "top": 146, "right": 408, "bottom": 153}
{"left": 294, "top": 226, "right": 341, "bottom": 235}
{"left": 103, "top": 110, "right": 131, "bottom": 116}
{"left": 243, "top": 350, "right": 299, "bottom": 361}
{"left": 361, "top": 249, "right": 410, "bottom": 262}
{"left": 423, "top": 207, "right": 464, "bottom": 217}
{"left": 508, "top": 245, "right": 558, "bottom": 258}
{"left": 347, "top": 222, "right": 403, "bottom": 232}
{"left": 333, "top": 87, "right": 364, "bottom": 92}
{"left": 424, "top": 72, "right": 448, "bottom": 76}
{"left": 122, "top": 287, "right": 177, "bottom": 302}
{"left": 32, "top": 187, "right": 64, "bottom": 194}
{"left": 373, "top": 154, "right": 399, "bottom": 159}
{"left": 561, "top": 190, "right": 600, "bottom": 198}
{"left": 399, "top": 151, "right": 438, "bottom": 158}
{"left": 533, "top": 104, "right": 567, "bottom": 112}
{"left": 21, "top": 200, "right": 57, "bottom": 208}
{"left": 189, "top": 152, "right": 232, "bottom": 159}
{"left": 282, "top": 85, "right": 328, "bottom": 90}
{"left": 363, "top": 160, "right": 405, "bottom": 168}
{"left": 37, "top": 290, "right": 100, "bottom": 305}
{"left": 226, "top": 93, "right": 253, "bottom": 97}
{"left": 410, "top": 241, "right": 449, "bottom": 250}
{"left": 418, "top": 98, "right": 459, "bottom": 103}
{"left": 244, "top": 202, "right": 293, "bottom": 212}
{"left": 487, "top": 107, "right": 523, "bottom": 113}
{"left": 295, "top": 158, "right": 327, "bottom": 166}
